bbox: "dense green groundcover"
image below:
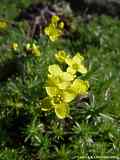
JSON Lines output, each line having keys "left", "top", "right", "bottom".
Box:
{"left": 0, "top": 0, "right": 120, "bottom": 159}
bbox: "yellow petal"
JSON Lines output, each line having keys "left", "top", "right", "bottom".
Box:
{"left": 47, "top": 75, "right": 68, "bottom": 90}
{"left": 78, "top": 64, "right": 87, "bottom": 74}
{"left": 48, "top": 71, "right": 74, "bottom": 90}
{"left": 63, "top": 91, "right": 76, "bottom": 103}
{"left": 49, "top": 34, "right": 58, "bottom": 42}
{"left": 57, "top": 81, "right": 71, "bottom": 90}
{"left": 51, "top": 15, "right": 60, "bottom": 24}
{"left": 55, "top": 50, "right": 68, "bottom": 63}
{"left": 44, "top": 26, "right": 50, "bottom": 35}
{"left": 48, "top": 64, "right": 62, "bottom": 76}
{"left": 65, "top": 57, "right": 73, "bottom": 66}
{"left": 58, "top": 21, "right": 64, "bottom": 29}
{"left": 48, "top": 77, "right": 71, "bottom": 90}
{"left": 54, "top": 103, "right": 69, "bottom": 119}
{"left": 70, "top": 79, "right": 89, "bottom": 95}
{"left": 73, "top": 53, "right": 84, "bottom": 64}
{"left": 46, "top": 87, "right": 58, "bottom": 97}
{"left": 49, "top": 29, "right": 59, "bottom": 41}
{"left": 67, "top": 67, "right": 76, "bottom": 75}
{"left": 48, "top": 25, "right": 60, "bottom": 41}
{"left": 62, "top": 72, "right": 75, "bottom": 81}
{"left": 47, "top": 76, "right": 57, "bottom": 86}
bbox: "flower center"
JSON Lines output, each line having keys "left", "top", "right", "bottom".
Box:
{"left": 53, "top": 94, "right": 63, "bottom": 104}
{"left": 72, "top": 63, "right": 78, "bottom": 70}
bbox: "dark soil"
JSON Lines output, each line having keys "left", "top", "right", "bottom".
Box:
{"left": 67, "top": 0, "right": 120, "bottom": 19}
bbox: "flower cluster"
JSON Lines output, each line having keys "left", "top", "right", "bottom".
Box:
{"left": 11, "top": 42, "right": 41, "bottom": 57}
{"left": 44, "top": 15, "right": 64, "bottom": 42}
{"left": 42, "top": 51, "right": 89, "bottom": 119}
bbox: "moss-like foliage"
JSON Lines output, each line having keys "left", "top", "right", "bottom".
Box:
{"left": 0, "top": 1, "right": 120, "bottom": 159}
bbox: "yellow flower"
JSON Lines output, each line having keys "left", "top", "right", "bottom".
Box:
{"left": 0, "top": 20, "right": 8, "bottom": 29}
{"left": 44, "top": 62, "right": 89, "bottom": 119}
{"left": 65, "top": 53, "right": 87, "bottom": 75}
{"left": 47, "top": 64, "right": 75, "bottom": 89}
{"left": 68, "top": 79, "right": 89, "bottom": 96}
{"left": 45, "top": 86, "right": 74, "bottom": 119}
{"left": 44, "top": 15, "right": 64, "bottom": 42}
{"left": 55, "top": 50, "right": 69, "bottom": 63}
{"left": 11, "top": 42, "right": 18, "bottom": 51}
{"left": 50, "top": 80, "right": 89, "bottom": 115}
{"left": 44, "top": 24, "right": 62, "bottom": 42}
{"left": 45, "top": 64, "right": 79, "bottom": 119}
